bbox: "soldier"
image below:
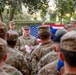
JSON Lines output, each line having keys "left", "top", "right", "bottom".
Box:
{"left": 30, "top": 25, "right": 53, "bottom": 75}
{"left": 0, "top": 22, "right": 30, "bottom": 75}
{"left": 8, "top": 21, "right": 17, "bottom": 31}
{"left": 70, "top": 20, "right": 76, "bottom": 30}
{"left": 0, "top": 22, "right": 7, "bottom": 40}
{"left": 59, "top": 31, "right": 76, "bottom": 75}
{"left": 15, "top": 26, "right": 38, "bottom": 57}
{"left": 0, "top": 38, "right": 9, "bottom": 75}
{"left": 0, "top": 22, "right": 23, "bottom": 75}
{"left": 64, "top": 24, "right": 72, "bottom": 31}
{"left": 6, "top": 30, "right": 30, "bottom": 75}
{"left": 37, "top": 29, "right": 67, "bottom": 75}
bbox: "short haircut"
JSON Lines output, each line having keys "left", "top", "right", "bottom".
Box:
{"left": 60, "top": 48, "right": 76, "bottom": 67}
{"left": 38, "top": 32, "right": 51, "bottom": 40}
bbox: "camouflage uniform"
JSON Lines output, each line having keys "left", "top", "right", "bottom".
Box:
{"left": 3, "top": 64, "right": 23, "bottom": 75}
{"left": 30, "top": 26, "right": 53, "bottom": 75}
{"left": 38, "top": 51, "right": 57, "bottom": 70}
{"left": 15, "top": 26, "right": 38, "bottom": 57}
{"left": 0, "top": 68, "right": 8, "bottom": 75}
{"left": 63, "top": 74, "right": 76, "bottom": 75}
{"left": 8, "top": 21, "right": 18, "bottom": 32}
{"left": 37, "top": 29, "right": 68, "bottom": 75}
{"left": 0, "top": 38, "right": 9, "bottom": 75}
{"left": 37, "top": 60, "right": 58, "bottom": 75}
{"left": 60, "top": 31, "right": 76, "bottom": 74}
{"left": 6, "top": 30, "right": 30, "bottom": 75}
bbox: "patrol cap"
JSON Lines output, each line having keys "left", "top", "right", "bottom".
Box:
{"left": 0, "top": 38, "right": 7, "bottom": 52}
{"left": 53, "top": 29, "right": 67, "bottom": 43}
{"left": 7, "top": 30, "right": 19, "bottom": 41}
{"left": 60, "top": 31, "right": 76, "bottom": 52}
{"left": 23, "top": 26, "right": 30, "bottom": 30}
{"left": 9, "top": 21, "right": 15, "bottom": 25}
{"left": 64, "top": 24, "right": 72, "bottom": 29}
{"left": 38, "top": 25, "right": 50, "bottom": 34}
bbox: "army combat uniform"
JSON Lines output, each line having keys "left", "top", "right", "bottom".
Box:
{"left": 15, "top": 26, "right": 38, "bottom": 57}
{"left": 3, "top": 64, "right": 23, "bottom": 75}
{"left": 38, "top": 51, "right": 57, "bottom": 71}
{"left": 30, "top": 26, "right": 53, "bottom": 75}
{"left": 37, "top": 60, "right": 58, "bottom": 75}
{"left": 6, "top": 30, "right": 30, "bottom": 75}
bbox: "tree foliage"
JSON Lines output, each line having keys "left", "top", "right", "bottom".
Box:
{"left": 55, "top": 0, "right": 76, "bottom": 23}
{"left": 0, "top": 0, "right": 48, "bottom": 21}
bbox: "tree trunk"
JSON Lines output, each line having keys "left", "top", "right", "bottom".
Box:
{"left": 9, "top": 8, "right": 15, "bottom": 21}
{"left": 0, "top": 12, "right": 3, "bottom": 22}
{"left": 70, "top": 13, "right": 72, "bottom": 21}
{"left": 60, "top": 16, "right": 63, "bottom": 24}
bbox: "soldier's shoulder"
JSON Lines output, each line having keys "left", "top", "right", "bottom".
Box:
{"left": 41, "top": 59, "right": 58, "bottom": 70}
{"left": 18, "top": 35, "right": 23, "bottom": 39}
{"left": 39, "top": 51, "right": 57, "bottom": 64}
{"left": 31, "top": 44, "right": 41, "bottom": 55}
{"left": 63, "top": 73, "right": 76, "bottom": 75}
{"left": 38, "top": 60, "right": 58, "bottom": 75}
{"left": 3, "top": 64, "right": 22, "bottom": 75}
{"left": 0, "top": 68, "right": 9, "bottom": 75}
{"left": 30, "top": 35, "right": 36, "bottom": 39}
{"left": 41, "top": 51, "right": 57, "bottom": 60}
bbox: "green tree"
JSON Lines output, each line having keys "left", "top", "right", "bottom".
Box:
{"left": 0, "top": 0, "right": 48, "bottom": 21}
{"left": 0, "top": 0, "right": 6, "bottom": 21}
{"left": 55, "top": 0, "right": 76, "bottom": 23}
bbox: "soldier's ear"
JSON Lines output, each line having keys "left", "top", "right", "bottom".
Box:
{"left": 3, "top": 53, "right": 7, "bottom": 62}
{"left": 59, "top": 52, "right": 64, "bottom": 62}
{"left": 7, "top": 33, "right": 9, "bottom": 39}
{"left": 53, "top": 46, "right": 57, "bottom": 52}
{"left": 38, "top": 35, "right": 40, "bottom": 39}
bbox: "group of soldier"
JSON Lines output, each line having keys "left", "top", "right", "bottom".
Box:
{"left": 0, "top": 20, "right": 76, "bottom": 75}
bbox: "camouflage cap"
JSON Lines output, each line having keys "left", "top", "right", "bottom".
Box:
{"left": 7, "top": 30, "right": 19, "bottom": 41}
{"left": 64, "top": 24, "right": 72, "bottom": 29}
{"left": 23, "top": 26, "right": 30, "bottom": 30}
{"left": 0, "top": 22, "right": 7, "bottom": 34}
{"left": 55, "top": 29, "right": 67, "bottom": 36}
{"left": 38, "top": 25, "right": 50, "bottom": 34}
{"left": 9, "top": 21, "right": 15, "bottom": 25}
{"left": 60, "top": 31, "right": 76, "bottom": 52}
{"left": 53, "top": 29, "right": 67, "bottom": 43}
{"left": 70, "top": 20, "right": 76, "bottom": 24}
{"left": 0, "top": 38, "right": 7, "bottom": 52}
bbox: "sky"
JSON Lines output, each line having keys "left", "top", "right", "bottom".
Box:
{"left": 50, "top": 0, "right": 55, "bottom": 2}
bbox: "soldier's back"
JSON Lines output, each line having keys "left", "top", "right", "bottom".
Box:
{"left": 38, "top": 51, "right": 57, "bottom": 70}
{"left": 3, "top": 64, "right": 23, "bottom": 75}
{"left": 37, "top": 59, "right": 58, "bottom": 75}
{"left": 5, "top": 47, "right": 30, "bottom": 75}
{"left": 30, "top": 41, "right": 53, "bottom": 75}
{"left": 0, "top": 68, "right": 8, "bottom": 75}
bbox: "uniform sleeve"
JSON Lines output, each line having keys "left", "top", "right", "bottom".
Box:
{"left": 11, "top": 55, "right": 30, "bottom": 75}
{"left": 37, "top": 56, "right": 46, "bottom": 71}
{"left": 15, "top": 38, "right": 21, "bottom": 50}
{"left": 34, "top": 38, "right": 39, "bottom": 46}
{"left": 30, "top": 47, "right": 40, "bottom": 75}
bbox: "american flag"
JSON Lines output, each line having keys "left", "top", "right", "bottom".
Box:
{"left": 30, "top": 24, "right": 40, "bottom": 38}
{"left": 30, "top": 24, "right": 64, "bottom": 38}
